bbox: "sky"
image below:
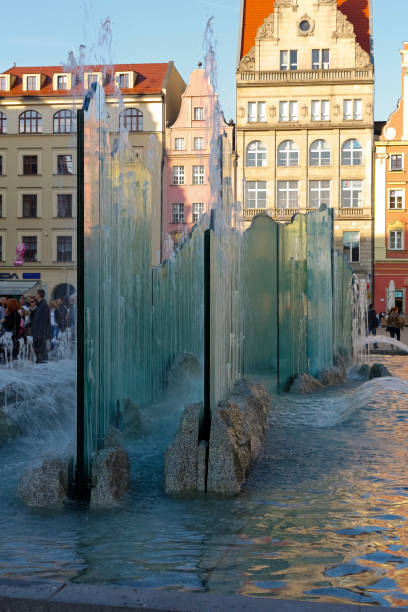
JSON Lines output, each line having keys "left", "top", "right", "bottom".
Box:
{"left": 0, "top": 0, "right": 406, "bottom": 123}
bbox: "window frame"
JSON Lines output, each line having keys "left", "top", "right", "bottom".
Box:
{"left": 19, "top": 110, "right": 42, "bottom": 134}
{"left": 192, "top": 202, "right": 205, "bottom": 223}
{"left": 174, "top": 138, "right": 185, "bottom": 151}
{"left": 57, "top": 194, "right": 73, "bottom": 218}
{"left": 309, "top": 139, "right": 331, "bottom": 166}
{"left": 193, "top": 137, "right": 204, "bottom": 150}
{"left": 341, "top": 139, "right": 363, "bottom": 166}
{"left": 246, "top": 180, "right": 267, "bottom": 209}
{"left": 53, "top": 109, "right": 76, "bottom": 134}
{"left": 390, "top": 154, "right": 404, "bottom": 171}
{"left": 341, "top": 180, "right": 363, "bottom": 208}
{"left": 57, "top": 154, "right": 73, "bottom": 175}
{"left": 172, "top": 202, "right": 185, "bottom": 224}
{"left": 22, "top": 235, "right": 38, "bottom": 263}
{"left": 311, "top": 100, "right": 330, "bottom": 121}
{"left": 343, "top": 231, "right": 360, "bottom": 263}
{"left": 312, "top": 49, "right": 330, "bottom": 70}
{"left": 0, "top": 112, "right": 7, "bottom": 134}
{"left": 22, "top": 194, "right": 37, "bottom": 219}
{"left": 172, "top": 165, "right": 185, "bottom": 185}
{"left": 22, "top": 155, "right": 38, "bottom": 176}
{"left": 279, "top": 101, "right": 298, "bottom": 122}
{"left": 309, "top": 180, "right": 331, "bottom": 209}
{"left": 389, "top": 230, "right": 404, "bottom": 250}
{"left": 277, "top": 140, "right": 299, "bottom": 167}
{"left": 277, "top": 180, "right": 299, "bottom": 210}
{"left": 388, "top": 189, "right": 405, "bottom": 210}
{"left": 56, "top": 235, "right": 73, "bottom": 262}
{"left": 246, "top": 140, "right": 267, "bottom": 167}
{"left": 193, "top": 107, "right": 204, "bottom": 121}
{"left": 120, "top": 107, "right": 143, "bottom": 132}
{"left": 192, "top": 165, "right": 205, "bottom": 185}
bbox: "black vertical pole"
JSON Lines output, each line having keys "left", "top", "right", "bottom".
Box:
{"left": 202, "top": 226, "right": 211, "bottom": 444}
{"left": 76, "top": 108, "right": 88, "bottom": 503}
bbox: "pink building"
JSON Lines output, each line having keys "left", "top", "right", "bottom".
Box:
{"left": 162, "top": 67, "right": 234, "bottom": 259}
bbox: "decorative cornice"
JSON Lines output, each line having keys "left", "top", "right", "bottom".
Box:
{"left": 356, "top": 42, "right": 371, "bottom": 68}
{"left": 256, "top": 13, "right": 275, "bottom": 40}
{"left": 388, "top": 219, "right": 406, "bottom": 231}
{"left": 239, "top": 46, "right": 255, "bottom": 72}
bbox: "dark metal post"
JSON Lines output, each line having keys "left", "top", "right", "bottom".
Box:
{"left": 202, "top": 226, "right": 212, "bottom": 445}
{"left": 75, "top": 108, "right": 88, "bottom": 503}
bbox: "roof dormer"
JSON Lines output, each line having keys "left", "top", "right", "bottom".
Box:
{"left": 22, "top": 73, "right": 45, "bottom": 92}
{"left": 0, "top": 73, "right": 16, "bottom": 92}
{"left": 114, "top": 71, "right": 136, "bottom": 89}
{"left": 52, "top": 73, "right": 71, "bottom": 91}
{"left": 84, "top": 71, "right": 103, "bottom": 89}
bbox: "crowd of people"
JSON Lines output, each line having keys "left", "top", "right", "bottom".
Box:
{"left": 367, "top": 303, "right": 405, "bottom": 345}
{"left": 0, "top": 290, "right": 76, "bottom": 364}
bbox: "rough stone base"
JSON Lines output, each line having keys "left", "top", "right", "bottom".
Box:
{"left": 317, "top": 366, "right": 346, "bottom": 387}
{"left": 369, "top": 363, "right": 392, "bottom": 379}
{"left": 90, "top": 447, "right": 130, "bottom": 507}
{"left": 289, "top": 373, "right": 324, "bottom": 394}
{"left": 164, "top": 381, "right": 270, "bottom": 495}
{"left": 17, "top": 457, "right": 69, "bottom": 508}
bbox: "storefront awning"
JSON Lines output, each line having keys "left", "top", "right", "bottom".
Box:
{"left": 0, "top": 280, "right": 40, "bottom": 295}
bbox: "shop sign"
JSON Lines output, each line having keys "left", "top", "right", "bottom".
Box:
{"left": 0, "top": 272, "right": 41, "bottom": 280}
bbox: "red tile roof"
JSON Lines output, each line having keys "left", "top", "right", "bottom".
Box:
{"left": 0, "top": 63, "right": 171, "bottom": 97}
{"left": 240, "top": 0, "right": 371, "bottom": 60}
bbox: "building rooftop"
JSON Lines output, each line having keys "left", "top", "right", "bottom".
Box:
{"left": 239, "top": 0, "right": 371, "bottom": 60}
{"left": 0, "top": 62, "right": 174, "bottom": 97}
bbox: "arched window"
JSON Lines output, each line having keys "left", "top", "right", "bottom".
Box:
{"left": 309, "top": 139, "right": 330, "bottom": 166}
{"left": 341, "top": 139, "right": 363, "bottom": 166}
{"left": 53, "top": 110, "right": 76, "bottom": 134}
{"left": 0, "top": 112, "right": 6, "bottom": 134}
{"left": 120, "top": 107, "right": 143, "bottom": 132}
{"left": 246, "top": 140, "right": 267, "bottom": 167}
{"left": 19, "top": 110, "right": 42, "bottom": 134}
{"left": 277, "top": 140, "right": 299, "bottom": 167}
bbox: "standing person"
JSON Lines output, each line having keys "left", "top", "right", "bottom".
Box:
{"left": 30, "top": 289, "right": 51, "bottom": 363}
{"left": 0, "top": 299, "right": 5, "bottom": 336}
{"left": 49, "top": 301, "right": 59, "bottom": 349}
{"left": 2, "top": 299, "right": 21, "bottom": 360}
{"left": 387, "top": 306, "right": 403, "bottom": 342}
{"left": 68, "top": 294, "right": 77, "bottom": 343}
{"left": 367, "top": 303, "right": 378, "bottom": 349}
{"left": 55, "top": 297, "right": 68, "bottom": 333}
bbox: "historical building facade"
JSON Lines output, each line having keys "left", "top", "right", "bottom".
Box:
{"left": 163, "top": 66, "right": 235, "bottom": 260}
{"left": 0, "top": 62, "right": 185, "bottom": 297}
{"left": 374, "top": 43, "right": 408, "bottom": 315}
{"left": 236, "top": 0, "right": 374, "bottom": 288}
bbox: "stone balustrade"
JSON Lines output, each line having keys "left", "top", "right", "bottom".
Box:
{"left": 238, "top": 67, "right": 373, "bottom": 85}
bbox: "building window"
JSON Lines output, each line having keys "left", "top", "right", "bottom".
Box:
{"left": 248, "top": 101, "right": 266, "bottom": 123}
{"left": 26, "top": 76, "right": 38, "bottom": 91}
{"left": 389, "top": 190, "right": 404, "bottom": 209}
{"left": 341, "top": 139, "right": 363, "bottom": 166}
{"left": 280, "top": 50, "right": 298, "bottom": 70}
{"left": 86, "top": 74, "right": 100, "bottom": 88}
{"left": 277, "top": 181, "right": 298, "bottom": 209}
{"left": 22, "top": 194, "right": 37, "bottom": 218}
{"left": 309, "top": 140, "right": 331, "bottom": 166}
{"left": 343, "top": 231, "right": 360, "bottom": 263}
{"left": 311, "top": 100, "right": 330, "bottom": 121}
{"left": 341, "top": 180, "right": 363, "bottom": 208}
{"left": 174, "top": 138, "right": 184, "bottom": 150}
{"left": 312, "top": 49, "right": 330, "bottom": 70}
{"left": 192, "top": 202, "right": 204, "bottom": 223}
{"left": 120, "top": 108, "right": 143, "bottom": 132}
{"left": 391, "top": 154, "right": 403, "bottom": 171}
{"left": 56, "top": 236, "right": 72, "bottom": 262}
{"left": 277, "top": 140, "right": 299, "bottom": 167}
{"left": 193, "top": 165, "right": 205, "bottom": 184}
{"left": 57, "top": 75, "right": 68, "bottom": 90}
{"left": 23, "top": 236, "right": 37, "bottom": 262}
{"left": 118, "top": 73, "right": 129, "bottom": 88}
{"left": 246, "top": 140, "right": 267, "bottom": 167}
{"left": 54, "top": 110, "right": 76, "bottom": 133}
{"left": 194, "top": 137, "right": 204, "bottom": 150}
{"left": 23, "top": 155, "right": 38, "bottom": 175}
{"left": 343, "top": 99, "right": 362, "bottom": 121}
{"left": 0, "top": 112, "right": 6, "bottom": 134}
{"left": 172, "top": 203, "right": 184, "bottom": 223}
{"left": 19, "top": 110, "right": 42, "bottom": 134}
{"left": 279, "top": 101, "right": 298, "bottom": 122}
{"left": 246, "top": 181, "right": 267, "bottom": 209}
{"left": 309, "top": 181, "right": 330, "bottom": 208}
{"left": 389, "top": 230, "right": 404, "bottom": 250}
{"left": 0, "top": 77, "right": 6, "bottom": 91}
{"left": 173, "top": 166, "right": 184, "bottom": 185}
{"left": 57, "top": 154, "right": 73, "bottom": 175}
{"left": 193, "top": 107, "right": 204, "bottom": 121}
{"left": 57, "top": 194, "right": 73, "bottom": 218}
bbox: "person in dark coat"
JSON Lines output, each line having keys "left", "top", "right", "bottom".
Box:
{"left": 54, "top": 297, "right": 68, "bottom": 332}
{"left": 2, "top": 298, "right": 22, "bottom": 360}
{"left": 367, "top": 304, "right": 378, "bottom": 348}
{"left": 30, "top": 289, "right": 51, "bottom": 363}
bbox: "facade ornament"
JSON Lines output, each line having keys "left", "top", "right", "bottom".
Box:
{"left": 317, "top": 0, "right": 336, "bottom": 4}
{"left": 239, "top": 46, "right": 255, "bottom": 72}
{"left": 336, "top": 10, "right": 355, "bottom": 38}
{"left": 238, "top": 106, "right": 245, "bottom": 119}
{"left": 275, "top": 0, "right": 297, "bottom": 7}
{"left": 256, "top": 13, "right": 275, "bottom": 40}
{"left": 365, "top": 102, "right": 373, "bottom": 117}
{"left": 301, "top": 105, "right": 308, "bottom": 118}
{"left": 297, "top": 15, "right": 315, "bottom": 36}
{"left": 269, "top": 106, "right": 276, "bottom": 118}
{"left": 334, "top": 104, "right": 340, "bottom": 117}
{"left": 355, "top": 43, "right": 371, "bottom": 68}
